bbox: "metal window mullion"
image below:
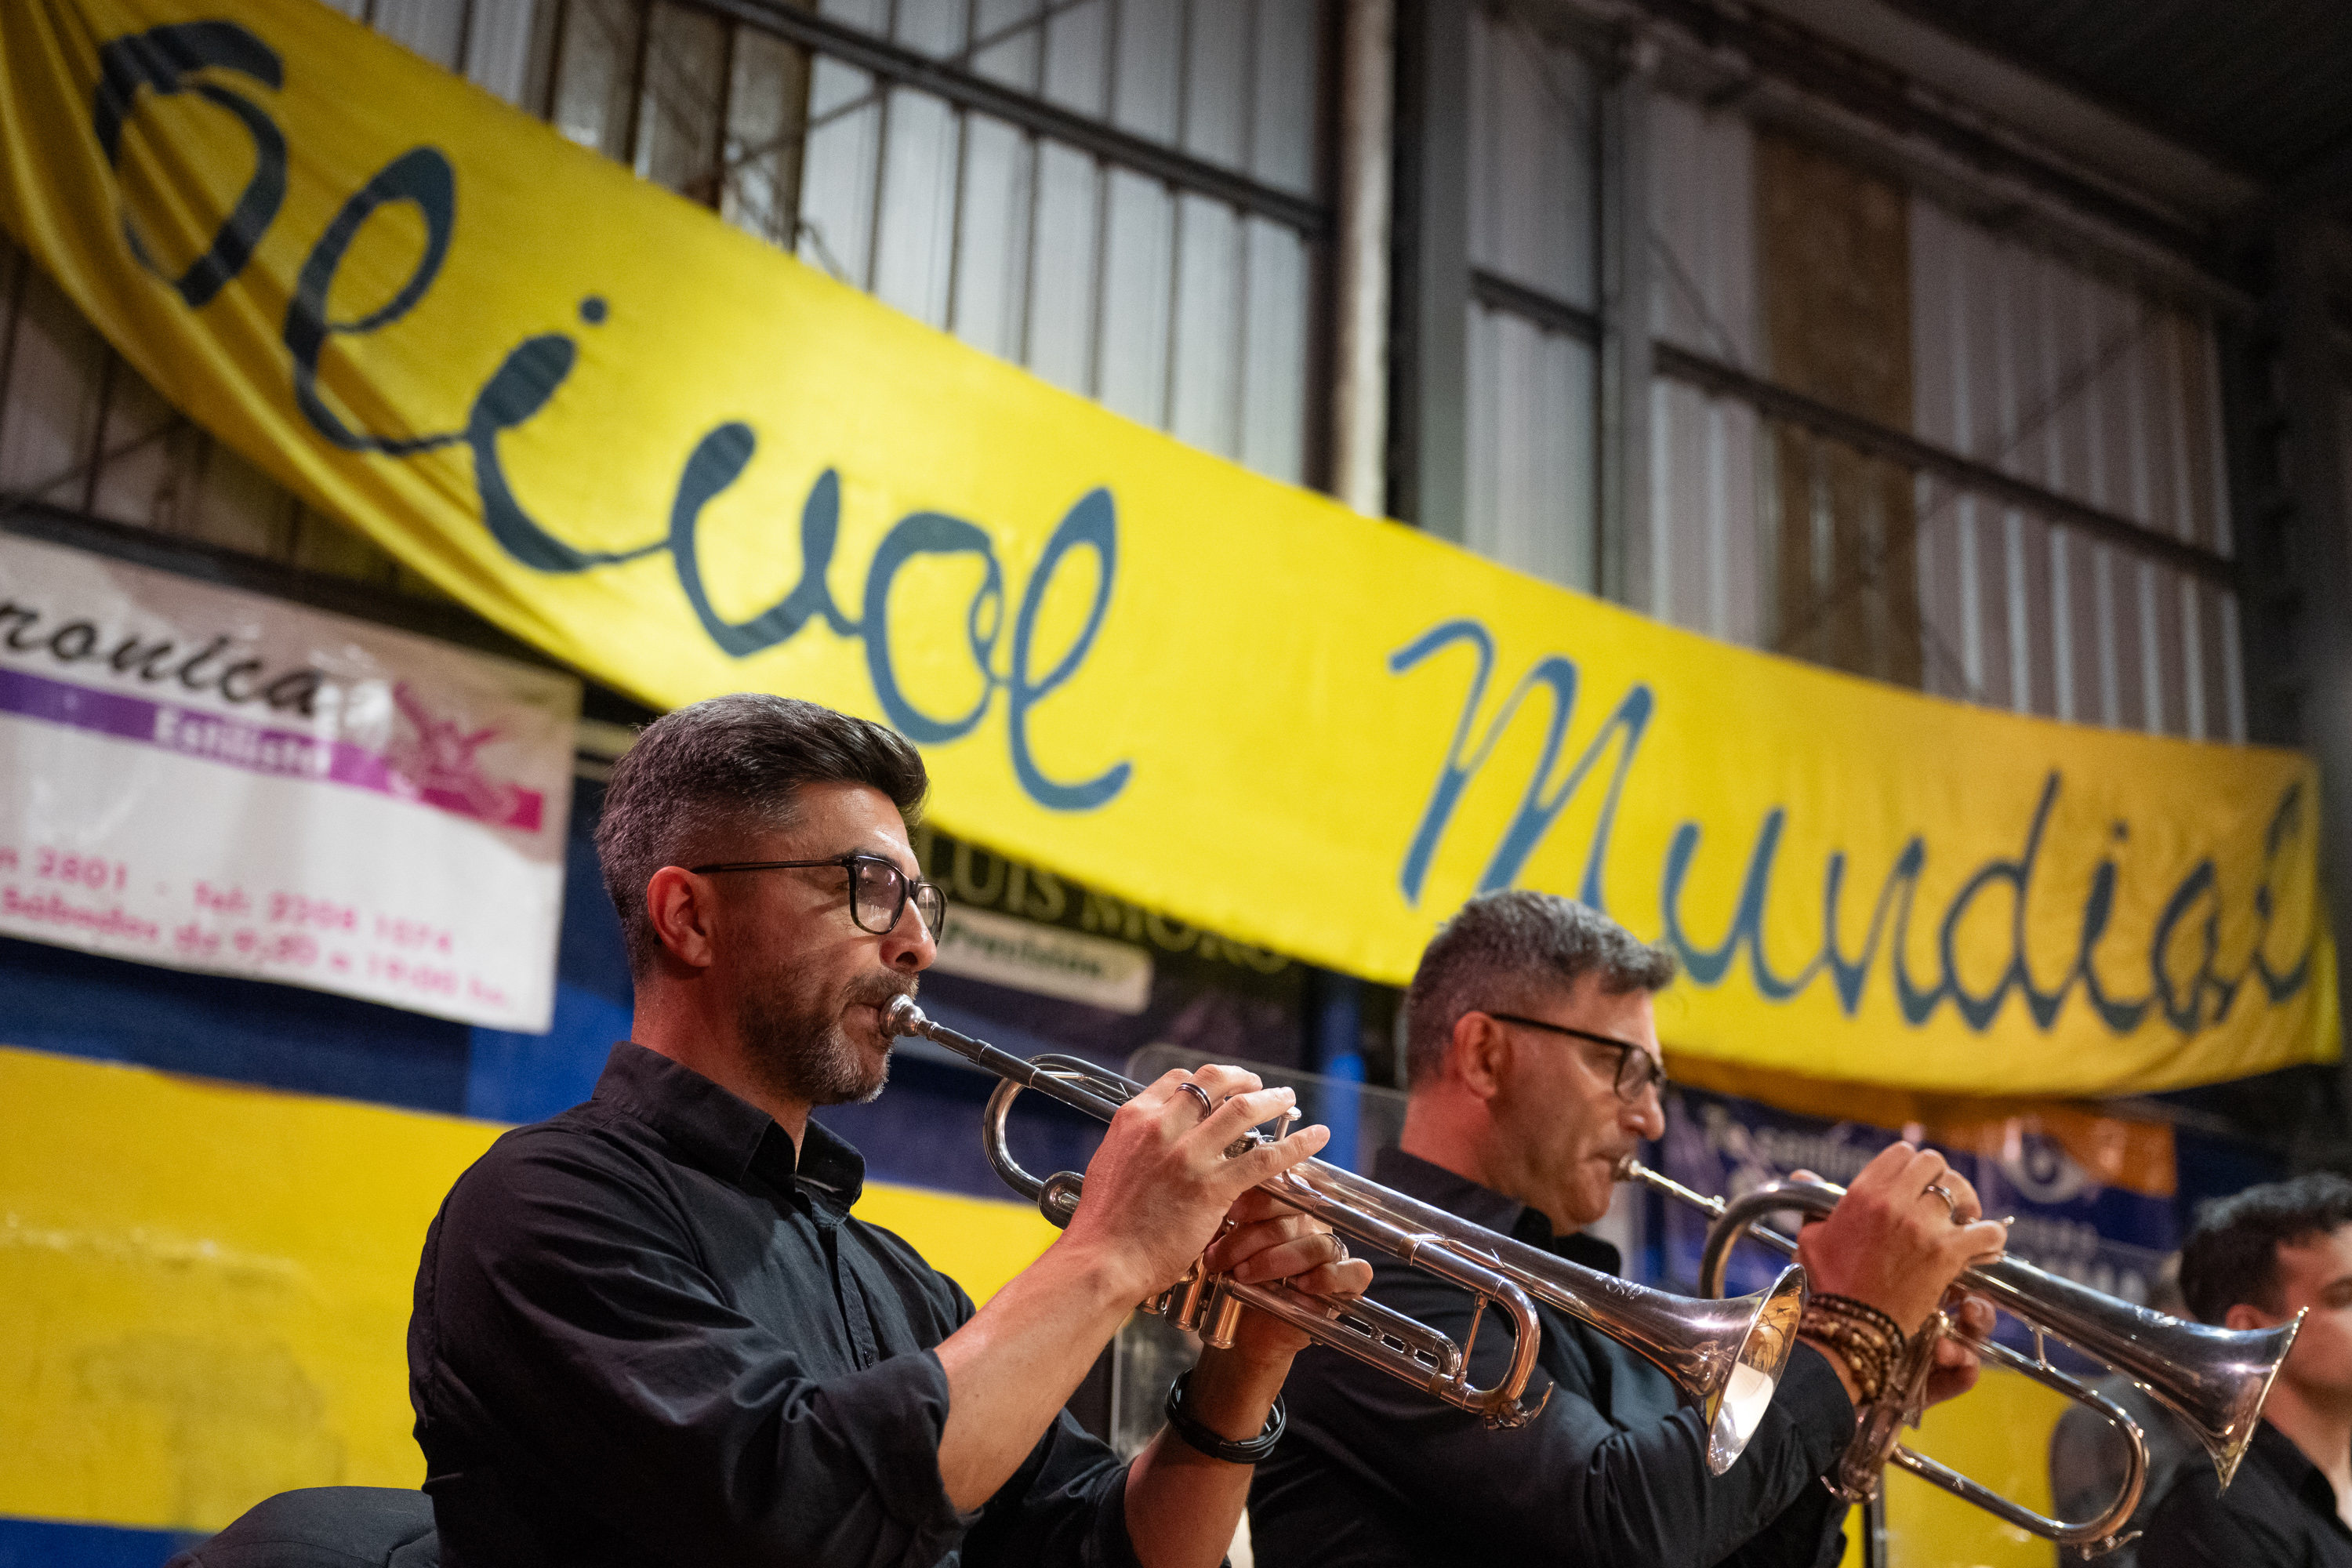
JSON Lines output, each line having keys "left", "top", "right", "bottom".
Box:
{"left": 1704, "top": 394, "right": 1729, "bottom": 639}
{"left": 2220, "top": 590, "right": 2246, "bottom": 741}
{"left": 78, "top": 347, "right": 120, "bottom": 517}
{"left": 1469, "top": 267, "right": 1598, "bottom": 343}
{"left": 535, "top": 0, "right": 575, "bottom": 120}
{"left": 1011, "top": 0, "right": 1050, "bottom": 371}
{"left": 942, "top": 100, "right": 974, "bottom": 340}
{"left": 1157, "top": 0, "right": 1196, "bottom": 430}
{"left": 0, "top": 241, "right": 29, "bottom": 473}
{"left": 1160, "top": 183, "right": 1188, "bottom": 435}
{"left": 2094, "top": 543, "right": 2119, "bottom": 727}
{"left": 2049, "top": 524, "right": 2075, "bottom": 723}
{"left": 1083, "top": 0, "right": 1120, "bottom": 403}
{"left": 706, "top": 19, "right": 740, "bottom": 209}
{"left": 1018, "top": 130, "right": 1047, "bottom": 370}
{"left": 1227, "top": 201, "right": 1252, "bottom": 459}
{"left": 864, "top": 79, "right": 895, "bottom": 296}
{"left": 455, "top": 0, "right": 481, "bottom": 85}
{"left": 691, "top": 0, "right": 1328, "bottom": 235}
{"left": 2181, "top": 575, "right": 2206, "bottom": 740}
{"left": 622, "top": 0, "right": 657, "bottom": 168}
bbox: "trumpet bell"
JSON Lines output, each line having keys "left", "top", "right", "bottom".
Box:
{"left": 1965, "top": 1253, "right": 2303, "bottom": 1491}
{"left": 1278, "top": 1160, "right": 1808, "bottom": 1473}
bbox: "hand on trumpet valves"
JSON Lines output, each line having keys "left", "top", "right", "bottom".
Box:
{"left": 1059, "top": 1064, "right": 1362, "bottom": 1319}
{"left": 1788, "top": 1144, "right": 2009, "bottom": 1393}
{"left": 1919, "top": 1290, "right": 1998, "bottom": 1408}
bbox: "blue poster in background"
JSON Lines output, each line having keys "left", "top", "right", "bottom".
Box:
{"left": 1659, "top": 1086, "right": 2180, "bottom": 1358}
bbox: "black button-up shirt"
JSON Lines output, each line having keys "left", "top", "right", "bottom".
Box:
{"left": 1249, "top": 1148, "right": 1856, "bottom": 1568}
{"left": 408, "top": 1042, "right": 1139, "bottom": 1568}
{"left": 2142, "top": 1418, "right": 2352, "bottom": 1568}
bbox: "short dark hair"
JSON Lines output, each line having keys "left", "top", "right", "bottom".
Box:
{"left": 2179, "top": 1172, "right": 2352, "bottom": 1325}
{"left": 594, "top": 695, "right": 927, "bottom": 975}
{"left": 1403, "top": 890, "right": 1676, "bottom": 1087}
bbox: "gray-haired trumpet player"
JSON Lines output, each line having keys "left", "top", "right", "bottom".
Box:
{"left": 1250, "top": 891, "right": 2008, "bottom": 1568}
{"left": 407, "top": 695, "right": 1371, "bottom": 1568}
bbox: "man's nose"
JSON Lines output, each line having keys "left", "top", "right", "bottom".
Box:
{"left": 882, "top": 899, "right": 936, "bottom": 970}
{"left": 1622, "top": 1087, "right": 1664, "bottom": 1142}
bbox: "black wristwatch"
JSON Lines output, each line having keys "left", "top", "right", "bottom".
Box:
{"left": 1163, "top": 1370, "right": 1287, "bottom": 1464}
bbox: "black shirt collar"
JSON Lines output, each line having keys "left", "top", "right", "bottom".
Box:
{"left": 2252, "top": 1417, "right": 2352, "bottom": 1534}
{"left": 1370, "top": 1145, "right": 1622, "bottom": 1276}
{"left": 592, "top": 1042, "right": 868, "bottom": 1206}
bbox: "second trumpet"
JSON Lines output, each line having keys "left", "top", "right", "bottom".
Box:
{"left": 886, "top": 996, "right": 1808, "bottom": 1472}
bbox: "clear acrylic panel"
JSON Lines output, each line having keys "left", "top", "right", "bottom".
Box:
{"left": 723, "top": 27, "right": 813, "bottom": 248}
{"left": 1097, "top": 171, "right": 1178, "bottom": 429}
{"left": 1239, "top": 217, "right": 1306, "bottom": 484}
{"left": 463, "top": 0, "right": 544, "bottom": 105}
{"left": 548, "top": 0, "right": 643, "bottom": 158}
{"left": 798, "top": 56, "right": 885, "bottom": 285}
{"left": 1041, "top": 0, "right": 1112, "bottom": 118}
{"left": 1167, "top": 194, "right": 1242, "bottom": 459}
{"left": 950, "top": 118, "right": 1036, "bottom": 361}
{"left": 1025, "top": 143, "right": 1105, "bottom": 394}
{"left": 635, "top": 2, "right": 729, "bottom": 201}
{"left": 371, "top": 0, "right": 468, "bottom": 69}
{"left": 1110, "top": 0, "right": 1183, "bottom": 144}
{"left": 1181, "top": 0, "right": 1251, "bottom": 172}
{"left": 873, "top": 88, "right": 966, "bottom": 329}
{"left": 1250, "top": 0, "right": 1317, "bottom": 194}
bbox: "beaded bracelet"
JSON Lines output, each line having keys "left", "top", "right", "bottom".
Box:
{"left": 1800, "top": 1294, "right": 1908, "bottom": 1403}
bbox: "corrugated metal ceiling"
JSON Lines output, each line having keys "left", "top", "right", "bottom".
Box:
{"left": 1883, "top": 0, "right": 2352, "bottom": 185}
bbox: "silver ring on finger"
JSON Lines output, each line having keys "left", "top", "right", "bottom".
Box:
{"left": 1922, "top": 1181, "right": 1958, "bottom": 1219}
{"left": 1330, "top": 1236, "right": 1349, "bottom": 1266}
{"left": 1177, "top": 1081, "right": 1214, "bottom": 1121}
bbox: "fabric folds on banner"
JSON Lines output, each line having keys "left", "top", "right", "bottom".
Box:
{"left": 0, "top": 0, "right": 2332, "bottom": 1092}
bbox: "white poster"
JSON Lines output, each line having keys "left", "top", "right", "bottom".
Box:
{"left": 0, "top": 534, "right": 579, "bottom": 1030}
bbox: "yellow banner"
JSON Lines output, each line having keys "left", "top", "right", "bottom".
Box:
{"left": 0, "top": 0, "right": 2332, "bottom": 1093}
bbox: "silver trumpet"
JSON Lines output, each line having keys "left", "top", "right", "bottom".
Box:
{"left": 887, "top": 996, "right": 1808, "bottom": 1469}
{"left": 1623, "top": 1160, "right": 2302, "bottom": 1552}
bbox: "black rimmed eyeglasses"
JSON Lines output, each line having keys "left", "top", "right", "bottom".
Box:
{"left": 690, "top": 854, "right": 947, "bottom": 938}
{"left": 1478, "top": 1011, "right": 1668, "bottom": 1102}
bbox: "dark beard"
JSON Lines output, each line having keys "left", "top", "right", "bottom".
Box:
{"left": 739, "top": 967, "right": 916, "bottom": 1108}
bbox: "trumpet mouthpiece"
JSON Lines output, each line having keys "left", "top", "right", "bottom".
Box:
{"left": 883, "top": 995, "right": 927, "bottom": 1037}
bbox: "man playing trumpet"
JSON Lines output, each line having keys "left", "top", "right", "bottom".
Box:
{"left": 1251, "top": 890, "right": 2006, "bottom": 1566}
{"left": 407, "top": 694, "right": 1370, "bottom": 1566}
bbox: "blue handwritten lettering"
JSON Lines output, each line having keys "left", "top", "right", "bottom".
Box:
{"left": 91, "top": 31, "right": 1131, "bottom": 815}
{"left": 1391, "top": 618, "right": 2316, "bottom": 1040}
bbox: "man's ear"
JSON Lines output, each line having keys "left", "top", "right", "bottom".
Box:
{"left": 1450, "top": 1011, "right": 1510, "bottom": 1103}
{"left": 644, "top": 866, "right": 719, "bottom": 971}
{"left": 2223, "top": 1301, "right": 2278, "bottom": 1334}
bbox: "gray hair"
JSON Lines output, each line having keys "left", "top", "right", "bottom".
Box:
{"left": 1404, "top": 890, "right": 1676, "bottom": 1086}
{"left": 594, "top": 694, "right": 927, "bottom": 975}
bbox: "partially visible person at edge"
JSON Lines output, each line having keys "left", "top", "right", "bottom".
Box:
{"left": 1249, "top": 890, "right": 2009, "bottom": 1568}
{"left": 2139, "top": 1174, "right": 2352, "bottom": 1568}
{"left": 406, "top": 693, "right": 1373, "bottom": 1567}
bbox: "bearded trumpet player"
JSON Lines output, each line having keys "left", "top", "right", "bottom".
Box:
{"left": 1250, "top": 891, "right": 2008, "bottom": 1568}
{"left": 405, "top": 695, "right": 1373, "bottom": 1568}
